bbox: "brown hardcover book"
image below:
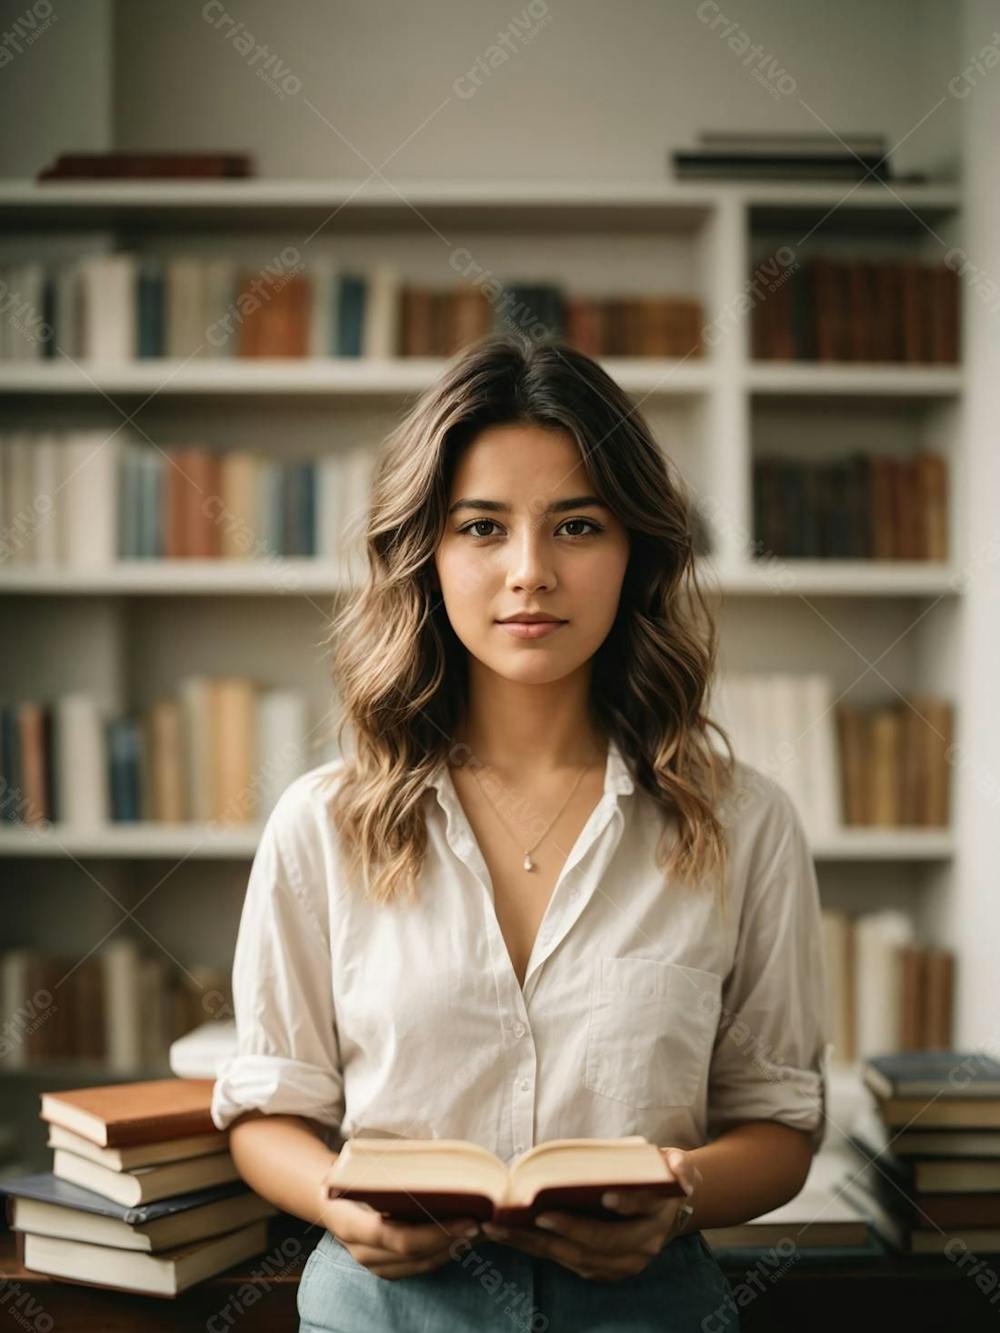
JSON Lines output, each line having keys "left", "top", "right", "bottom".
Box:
{"left": 897, "top": 946, "right": 925, "bottom": 1050}
{"left": 930, "top": 265, "right": 960, "bottom": 363}
{"left": 922, "top": 949, "right": 955, "bottom": 1048}
{"left": 149, "top": 698, "right": 184, "bottom": 822}
{"left": 40, "top": 1078, "right": 220, "bottom": 1148}
{"left": 869, "top": 707, "right": 901, "bottom": 826}
{"left": 211, "top": 678, "right": 257, "bottom": 824}
{"left": 182, "top": 450, "right": 221, "bottom": 558}
{"left": 918, "top": 696, "right": 953, "bottom": 826}
{"left": 836, "top": 704, "right": 868, "bottom": 826}
{"left": 914, "top": 451, "right": 949, "bottom": 561}
{"left": 565, "top": 296, "right": 602, "bottom": 358}
{"left": 17, "top": 702, "right": 47, "bottom": 824}
{"left": 38, "top": 152, "right": 254, "bottom": 180}
{"left": 69, "top": 956, "right": 105, "bottom": 1060}
{"left": 846, "top": 262, "right": 874, "bottom": 361}
{"left": 868, "top": 456, "right": 895, "bottom": 559}
{"left": 873, "top": 262, "right": 902, "bottom": 361}
{"left": 812, "top": 257, "right": 839, "bottom": 361}
{"left": 898, "top": 703, "right": 926, "bottom": 826}
{"left": 914, "top": 1193, "right": 1000, "bottom": 1229}
{"left": 325, "top": 1136, "right": 683, "bottom": 1227}
{"left": 451, "top": 288, "right": 492, "bottom": 354}
{"left": 899, "top": 259, "right": 928, "bottom": 362}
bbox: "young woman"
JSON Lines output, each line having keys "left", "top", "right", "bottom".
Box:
{"left": 211, "top": 335, "right": 830, "bottom": 1332}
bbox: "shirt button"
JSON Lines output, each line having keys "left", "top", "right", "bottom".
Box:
{"left": 511, "top": 1021, "right": 526, "bottom": 1038}
{"left": 514, "top": 1144, "right": 524, "bottom": 1155}
{"left": 520, "top": 1078, "right": 530, "bottom": 1092}
{"left": 568, "top": 885, "right": 579, "bottom": 899}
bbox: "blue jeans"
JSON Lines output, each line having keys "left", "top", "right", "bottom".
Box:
{"left": 297, "top": 1226, "right": 739, "bottom": 1332}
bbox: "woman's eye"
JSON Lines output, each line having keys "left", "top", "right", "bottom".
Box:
{"left": 458, "top": 519, "right": 602, "bottom": 540}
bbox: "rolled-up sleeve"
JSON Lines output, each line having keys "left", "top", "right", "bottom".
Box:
{"left": 210, "top": 788, "right": 344, "bottom": 1135}
{"left": 707, "top": 783, "right": 831, "bottom": 1152}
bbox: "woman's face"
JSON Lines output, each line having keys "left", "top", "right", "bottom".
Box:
{"left": 434, "top": 422, "right": 631, "bottom": 685}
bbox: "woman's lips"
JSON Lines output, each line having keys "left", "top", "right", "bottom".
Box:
{"left": 496, "top": 620, "right": 566, "bottom": 639}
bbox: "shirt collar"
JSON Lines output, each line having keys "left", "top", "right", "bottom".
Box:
{"left": 424, "top": 733, "right": 636, "bottom": 807}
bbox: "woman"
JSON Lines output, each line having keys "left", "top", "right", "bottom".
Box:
{"left": 211, "top": 335, "right": 830, "bottom": 1332}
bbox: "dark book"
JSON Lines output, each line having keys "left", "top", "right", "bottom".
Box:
{"left": 865, "top": 1052, "right": 1000, "bottom": 1100}
{"left": 38, "top": 152, "right": 254, "bottom": 180}
{"left": 0, "top": 1172, "right": 273, "bottom": 1252}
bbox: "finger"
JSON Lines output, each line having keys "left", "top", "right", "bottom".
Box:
{"left": 661, "top": 1149, "right": 699, "bottom": 1198}
{"left": 349, "top": 1241, "right": 463, "bottom": 1278}
{"left": 531, "top": 1208, "right": 668, "bottom": 1254}
{"left": 599, "top": 1188, "right": 671, "bottom": 1217}
{"left": 376, "top": 1215, "right": 481, "bottom": 1259}
{"left": 482, "top": 1225, "right": 652, "bottom": 1280}
{"left": 328, "top": 1200, "right": 478, "bottom": 1257}
{"left": 482, "top": 1223, "right": 590, "bottom": 1269}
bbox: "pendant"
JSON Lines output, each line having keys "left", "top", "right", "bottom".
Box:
{"left": 523, "top": 853, "right": 535, "bottom": 872}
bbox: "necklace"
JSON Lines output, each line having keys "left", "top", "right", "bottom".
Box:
{"left": 468, "top": 759, "right": 589, "bottom": 872}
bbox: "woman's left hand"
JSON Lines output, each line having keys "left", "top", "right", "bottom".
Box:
{"left": 480, "top": 1147, "right": 701, "bottom": 1282}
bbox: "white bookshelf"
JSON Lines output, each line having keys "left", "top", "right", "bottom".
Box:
{"left": 0, "top": 177, "right": 966, "bottom": 1088}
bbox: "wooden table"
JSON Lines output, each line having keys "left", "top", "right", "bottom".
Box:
{"left": 1, "top": 1219, "right": 993, "bottom": 1331}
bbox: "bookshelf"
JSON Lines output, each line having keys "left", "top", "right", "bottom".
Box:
{"left": 0, "top": 179, "right": 967, "bottom": 1150}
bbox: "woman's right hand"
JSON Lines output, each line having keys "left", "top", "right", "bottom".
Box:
{"left": 318, "top": 1194, "right": 482, "bottom": 1279}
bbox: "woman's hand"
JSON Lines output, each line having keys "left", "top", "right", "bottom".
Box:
{"left": 319, "top": 1195, "right": 481, "bottom": 1280}
{"left": 480, "top": 1147, "right": 701, "bottom": 1282}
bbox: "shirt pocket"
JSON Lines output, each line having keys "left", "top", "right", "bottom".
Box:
{"left": 584, "top": 955, "right": 722, "bottom": 1110}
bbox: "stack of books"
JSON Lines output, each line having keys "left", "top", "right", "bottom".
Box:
{"left": 0, "top": 1078, "right": 276, "bottom": 1296}
{"left": 840, "top": 1052, "right": 1000, "bottom": 1255}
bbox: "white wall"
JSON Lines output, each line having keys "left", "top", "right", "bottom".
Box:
{"left": 943, "top": 0, "right": 1000, "bottom": 1052}
{"left": 0, "top": 0, "right": 111, "bottom": 176}
{"left": 102, "top": 0, "right": 958, "bottom": 183}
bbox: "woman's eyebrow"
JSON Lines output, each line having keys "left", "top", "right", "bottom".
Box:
{"left": 448, "top": 495, "right": 607, "bottom": 516}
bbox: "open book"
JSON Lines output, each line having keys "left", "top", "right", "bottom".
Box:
{"left": 323, "top": 1135, "right": 683, "bottom": 1226}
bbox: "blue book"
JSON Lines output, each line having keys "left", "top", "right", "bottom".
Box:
{"left": 107, "top": 717, "right": 142, "bottom": 821}
{"left": 138, "top": 448, "right": 163, "bottom": 558}
{"left": 865, "top": 1051, "right": 1000, "bottom": 1100}
{"left": 1, "top": 703, "right": 21, "bottom": 822}
{"left": 337, "top": 274, "right": 367, "bottom": 357}
{"left": 0, "top": 1172, "right": 274, "bottom": 1252}
{"left": 137, "top": 257, "right": 164, "bottom": 358}
{"left": 301, "top": 461, "right": 316, "bottom": 556}
{"left": 118, "top": 445, "right": 141, "bottom": 559}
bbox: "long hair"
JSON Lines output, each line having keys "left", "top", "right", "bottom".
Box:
{"left": 326, "top": 334, "right": 735, "bottom": 905}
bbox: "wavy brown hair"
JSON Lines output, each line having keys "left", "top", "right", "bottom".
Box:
{"left": 326, "top": 334, "right": 736, "bottom": 905}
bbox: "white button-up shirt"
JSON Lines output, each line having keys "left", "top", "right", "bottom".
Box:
{"left": 211, "top": 738, "right": 831, "bottom": 1159}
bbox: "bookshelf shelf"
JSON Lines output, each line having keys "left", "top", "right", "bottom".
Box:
{"left": 0, "top": 559, "right": 960, "bottom": 597}
{"left": 0, "top": 178, "right": 960, "bottom": 235}
{"left": 744, "top": 364, "right": 963, "bottom": 397}
{"left": 0, "top": 176, "right": 968, "bottom": 1083}
{"left": 709, "top": 560, "right": 961, "bottom": 597}
{"left": 0, "top": 358, "right": 713, "bottom": 397}
{"left": 0, "top": 824, "right": 954, "bottom": 862}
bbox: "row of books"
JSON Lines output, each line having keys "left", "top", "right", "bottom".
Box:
{"left": 837, "top": 697, "right": 952, "bottom": 828}
{"left": 1, "top": 941, "right": 230, "bottom": 1072}
{"left": 752, "top": 451, "right": 949, "bottom": 560}
{"left": 823, "top": 909, "right": 954, "bottom": 1064}
{"left": 1, "top": 683, "right": 313, "bottom": 827}
{"left": 0, "top": 432, "right": 374, "bottom": 568}
{"left": 0, "top": 1079, "right": 274, "bottom": 1296}
{"left": 710, "top": 674, "right": 953, "bottom": 836}
{"left": 751, "top": 256, "right": 960, "bottom": 363}
{"left": 0, "top": 253, "right": 705, "bottom": 361}
{"left": 841, "top": 1052, "right": 1000, "bottom": 1255}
